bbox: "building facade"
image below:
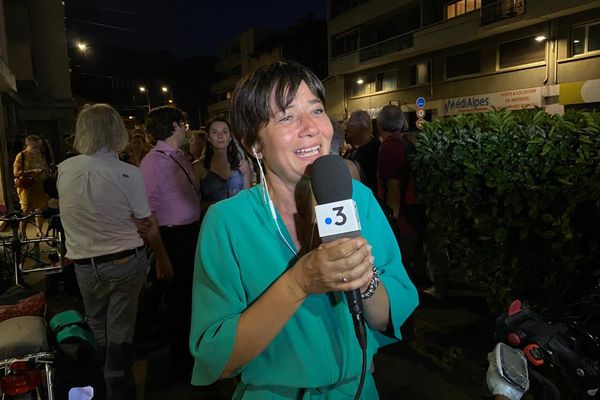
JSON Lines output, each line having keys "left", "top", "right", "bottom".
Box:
{"left": 208, "top": 16, "right": 328, "bottom": 121}
{"left": 1, "top": 0, "right": 74, "bottom": 209}
{"left": 325, "top": 0, "right": 600, "bottom": 126}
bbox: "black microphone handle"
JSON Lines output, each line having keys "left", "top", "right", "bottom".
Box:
{"left": 321, "top": 229, "right": 363, "bottom": 316}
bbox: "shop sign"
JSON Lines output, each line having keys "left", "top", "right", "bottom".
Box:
{"left": 440, "top": 87, "right": 542, "bottom": 116}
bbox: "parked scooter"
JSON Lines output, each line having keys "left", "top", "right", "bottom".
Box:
{"left": 0, "top": 315, "right": 54, "bottom": 400}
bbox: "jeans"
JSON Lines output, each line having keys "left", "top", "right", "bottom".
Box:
{"left": 75, "top": 249, "right": 147, "bottom": 400}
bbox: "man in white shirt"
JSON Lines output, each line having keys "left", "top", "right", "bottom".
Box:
{"left": 57, "top": 103, "right": 151, "bottom": 400}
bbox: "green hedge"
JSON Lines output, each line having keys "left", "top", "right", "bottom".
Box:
{"left": 413, "top": 109, "right": 600, "bottom": 310}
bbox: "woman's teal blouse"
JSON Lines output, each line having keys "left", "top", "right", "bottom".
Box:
{"left": 190, "top": 181, "right": 419, "bottom": 398}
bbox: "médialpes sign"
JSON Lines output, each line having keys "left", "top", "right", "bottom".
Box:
{"left": 440, "top": 87, "right": 542, "bottom": 116}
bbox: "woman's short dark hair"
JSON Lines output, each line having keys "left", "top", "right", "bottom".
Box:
{"left": 230, "top": 61, "right": 326, "bottom": 151}
{"left": 203, "top": 117, "right": 241, "bottom": 171}
{"left": 145, "top": 106, "right": 185, "bottom": 141}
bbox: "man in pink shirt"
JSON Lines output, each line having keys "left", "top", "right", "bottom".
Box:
{"left": 140, "top": 106, "right": 201, "bottom": 379}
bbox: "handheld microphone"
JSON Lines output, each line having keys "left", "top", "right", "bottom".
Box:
{"left": 310, "top": 154, "right": 366, "bottom": 349}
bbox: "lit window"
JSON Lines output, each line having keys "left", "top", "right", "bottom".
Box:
{"left": 571, "top": 21, "right": 600, "bottom": 56}
{"left": 446, "top": 0, "right": 481, "bottom": 20}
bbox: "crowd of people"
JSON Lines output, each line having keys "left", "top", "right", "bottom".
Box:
{"left": 10, "top": 61, "right": 436, "bottom": 399}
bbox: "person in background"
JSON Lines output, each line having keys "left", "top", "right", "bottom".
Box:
{"left": 122, "top": 130, "right": 151, "bottom": 167}
{"left": 188, "top": 130, "right": 207, "bottom": 162}
{"left": 187, "top": 130, "right": 207, "bottom": 181}
{"left": 329, "top": 116, "right": 361, "bottom": 181}
{"left": 57, "top": 103, "right": 151, "bottom": 399}
{"left": 190, "top": 60, "right": 418, "bottom": 398}
{"left": 376, "top": 105, "right": 450, "bottom": 298}
{"left": 13, "top": 134, "right": 49, "bottom": 238}
{"left": 199, "top": 118, "right": 251, "bottom": 210}
{"left": 139, "top": 105, "right": 201, "bottom": 380}
{"left": 344, "top": 110, "right": 380, "bottom": 195}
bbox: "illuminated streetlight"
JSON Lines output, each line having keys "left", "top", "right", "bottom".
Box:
{"left": 76, "top": 41, "right": 88, "bottom": 52}
{"left": 139, "top": 85, "right": 151, "bottom": 110}
{"left": 535, "top": 35, "right": 547, "bottom": 42}
{"left": 161, "top": 86, "right": 175, "bottom": 104}
{"left": 356, "top": 78, "right": 364, "bottom": 84}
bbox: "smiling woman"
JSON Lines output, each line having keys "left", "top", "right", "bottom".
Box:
{"left": 190, "top": 61, "right": 418, "bottom": 399}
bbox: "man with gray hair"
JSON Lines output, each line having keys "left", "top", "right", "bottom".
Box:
{"left": 344, "top": 110, "right": 380, "bottom": 194}
{"left": 377, "top": 104, "right": 450, "bottom": 298}
{"left": 58, "top": 103, "right": 151, "bottom": 399}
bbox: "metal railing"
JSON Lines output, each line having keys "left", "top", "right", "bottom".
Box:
{"left": 480, "top": 0, "right": 526, "bottom": 26}
{"left": 358, "top": 32, "right": 414, "bottom": 62}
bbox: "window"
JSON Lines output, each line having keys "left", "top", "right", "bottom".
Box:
{"left": 499, "top": 36, "right": 546, "bottom": 68}
{"left": 446, "top": 0, "right": 481, "bottom": 20}
{"left": 332, "top": 29, "right": 359, "bottom": 57}
{"left": 350, "top": 71, "right": 397, "bottom": 97}
{"left": 376, "top": 71, "right": 397, "bottom": 91}
{"left": 571, "top": 21, "right": 600, "bottom": 56}
{"left": 350, "top": 76, "right": 374, "bottom": 97}
{"left": 446, "top": 50, "right": 480, "bottom": 78}
{"left": 409, "top": 62, "right": 431, "bottom": 85}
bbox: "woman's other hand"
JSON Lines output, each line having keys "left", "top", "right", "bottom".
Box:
{"left": 288, "top": 237, "right": 374, "bottom": 298}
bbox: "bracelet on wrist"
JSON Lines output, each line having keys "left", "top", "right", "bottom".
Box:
{"left": 361, "top": 266, "right": 380, "bottom": 299}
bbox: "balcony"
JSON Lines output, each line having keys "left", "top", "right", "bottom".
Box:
{"left": 358, "top": 32, "right": 414, "bottom": 62}
{"left": 480, "top": 0, "right": 526, "bottom": 26}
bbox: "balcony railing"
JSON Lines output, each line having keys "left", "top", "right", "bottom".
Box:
{"left": 480, "top": 0, "right": 526, "bottom": 26}
{"left": 358, "top": 32, "right": 414, "bottom": 62}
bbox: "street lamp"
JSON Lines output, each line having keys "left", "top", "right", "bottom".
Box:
{"left": 161, "top": 86, "right": 175, "bottom": 104}
{"left": 139, "top": 86, "right": 151, "bottom": 110}
{"left": 76, "top": 41, "right": 88, "bottom": 52}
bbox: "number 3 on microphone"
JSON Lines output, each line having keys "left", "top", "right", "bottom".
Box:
{"left": 332, "top": 206, "right": 347, "bottom": 226}
{"left": 315, "top": 200, "right": 361, "bottom": 237}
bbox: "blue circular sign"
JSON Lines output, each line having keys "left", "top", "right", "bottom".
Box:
{"left": 325, "top": 217, "right": 332, "bottom": 225}
{"left": 416, "top": 97, "right": 426, "bottom": 108}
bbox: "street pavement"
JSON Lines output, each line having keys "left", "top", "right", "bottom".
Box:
{"left": 135, "top": 276, "right": 495, "bottom": 400}
{"left": 32, "top": 265, "right": 496, "bottom": 400}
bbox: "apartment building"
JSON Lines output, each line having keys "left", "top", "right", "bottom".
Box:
{"left": 325, "top": 0, "right": 600, "bottom": 127}
{"left": 0, "top": 0, "right": 73, "bottom": 208}
{"left": 208, "top": 17, "right": 328, "bottom": 121}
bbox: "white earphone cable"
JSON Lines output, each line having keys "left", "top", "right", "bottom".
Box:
{"left": 253, "top": 150, "right": 297, "bottom": 256}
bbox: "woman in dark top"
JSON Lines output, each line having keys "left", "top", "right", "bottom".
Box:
{"left": 200, "top": 118, "right": 251, "bottom": 211}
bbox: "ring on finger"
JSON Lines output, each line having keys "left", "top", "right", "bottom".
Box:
{"left": 341, "top": 273, "right": 348, "bottom": 283}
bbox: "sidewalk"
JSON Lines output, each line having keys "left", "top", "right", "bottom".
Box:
{"left": 131, "top": 278, "right": 495, "bottom": 399}
{"left": 29, "top": 269, "right": 496, "bottom": 399}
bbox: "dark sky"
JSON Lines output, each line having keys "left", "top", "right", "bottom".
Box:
{"left": 65, "top": 0, "right": 326, "bottom": 57}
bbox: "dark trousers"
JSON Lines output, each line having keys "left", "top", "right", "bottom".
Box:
{"left": 159, "top": 221, "right": 200, "bottom": 377}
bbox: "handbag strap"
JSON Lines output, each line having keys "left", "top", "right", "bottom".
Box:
{"left": 155, "top": 150, "right": 199, "bottom": 198}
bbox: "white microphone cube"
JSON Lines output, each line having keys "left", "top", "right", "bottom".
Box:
{"left": 315, "top": 199, "right": 361, "bottom": 239}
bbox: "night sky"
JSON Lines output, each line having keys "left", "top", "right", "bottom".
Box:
{"left": 65, "top": 0, "right": 326, "bottom": 57}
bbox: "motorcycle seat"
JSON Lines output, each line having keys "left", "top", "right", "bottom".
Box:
{"left": 0, "top": 316, "right": 49, "bottom": 360}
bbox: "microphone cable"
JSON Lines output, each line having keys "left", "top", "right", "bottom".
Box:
{"left": 353, "top": 313, "right": 367, "bottom": 400}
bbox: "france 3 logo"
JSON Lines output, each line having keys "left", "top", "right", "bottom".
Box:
{"left": 315, "top": 199, "right": 361, "bottom": 238}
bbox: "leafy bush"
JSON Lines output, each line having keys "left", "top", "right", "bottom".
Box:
{"left": 413, "top": 109, "right": 600, "bottom": 310}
